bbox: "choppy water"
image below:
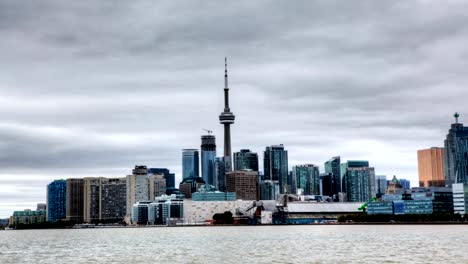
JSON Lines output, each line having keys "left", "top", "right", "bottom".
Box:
{"left": 1, "top": 225, "right": 467, "bottom": 263}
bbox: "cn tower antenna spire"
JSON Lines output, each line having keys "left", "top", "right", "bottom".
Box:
{"left": 224, "top": 57, "right": 228, "bottom": 90}
{"left": 219, "top": 57, "right": 235, "bottom": 166}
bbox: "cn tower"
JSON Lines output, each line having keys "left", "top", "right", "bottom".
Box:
{"left": 219, "top": 57, "right": 235, "bottom": 165}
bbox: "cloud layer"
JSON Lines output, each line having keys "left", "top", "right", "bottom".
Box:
{"left": 1, "top": 0, "right": 467, "bottom": 217}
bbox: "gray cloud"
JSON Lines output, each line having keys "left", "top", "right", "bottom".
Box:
{"left": 0, "top": 0, "right": 467, "bottom": 217}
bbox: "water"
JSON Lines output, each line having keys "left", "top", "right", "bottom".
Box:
{"left": 1, "top": 225, "right": 467, "bottom": 263}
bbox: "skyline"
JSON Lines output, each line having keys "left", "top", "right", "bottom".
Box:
{"left": 1, "top": 1, "right": 468, "bottom": 217}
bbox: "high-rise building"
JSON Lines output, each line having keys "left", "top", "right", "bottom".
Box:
{"left": 399, "top": 179, "right": 411, "bottom": 189}
{"left": 182, "top": 149, "right": 199, "bottom": 179}
{"left": 341, "top": 161, "right": 376, "bottom": 202}
{"left": 126, "top": 166, "right": 149, "bottom": 215}
{"left": 83, "top": 177, "right": 127, "bottom": 223}
{"left": 320, "top": 173, "right": 333, "bottom": 197}
{"left": 148, "top": 168, "right": 175, "bottom": 189}
{"left": 219, "top": 58, "right": 235, "bottom": 166}
{"left": 264, "top": 144, "right": 289, "bottom": 193}
{"left": 293, "top": 164, "right": 320, "bottom": 195}
{"left": 201, "top": 134, "right": 216, "bottom": 186}
{"left": 149, "top": 174, "right": 166, "bottom": 201}
{"left": 418, "top": 147, "right": 445, "bottom": 187}
{"left": 375, "top": 175, "right": 388, "bottom": 198}
{"left": 226, "top": 171, "right": 258, "bottom": 200}
{"left": 444, "top": 113, "right": 468, "bottom": 186}
{"left": 324, "top": 156, "right": 341, "bottom": 195}
{"left": 46, "top": 180, "right": 66, "bottom": 222}
{"left": 36, "top": 203, "right": 46, "bottom": 212}
{"left": 233, "top": 149, "right": 259, "bottom": 171}
{"left": 66, "top": 178, "right": 84, "bottom": 223}
{"left": 214, "top": 156, "right": 231, "bottom": 192}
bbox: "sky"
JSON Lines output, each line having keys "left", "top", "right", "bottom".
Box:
{"left": 1, "top": 0, "right": 468, "bottom": 218}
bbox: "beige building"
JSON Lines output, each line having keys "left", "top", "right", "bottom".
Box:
{"left": 149, "top": 174, "right": 166, "bottom": 201}
{"left": 417, "top": 147, "right": 445, "bottom": 187}
{"left": 226, "top": 171, "right": 258, "bottom": 200}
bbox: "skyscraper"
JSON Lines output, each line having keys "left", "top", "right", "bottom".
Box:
{"left": 418, "top": 147, "right": 445, "bottom": 187}
{"left": 341, "top": 161, "right": 376, "bottom": 202}
{"left": 149, "top": 174, "right": 166, "bottom": 200}
{"left": 264, "top": 144, "right": 289, "bottom": 193}
{"left": 126, "top": 166, "right": 149, "bottom": 215}
{"left": 226, "top": 171, "right": 258, "bottom": 200}
{"left": 219, "top": 58, "right": 235, "bottom": 166}
{"left": 444, "top": 113, "right": 468, "bottom": 185}
{"left": 324, "top": 156, "right": 341, "bottom": 195}
{"left": 214, "top": 156, "right": 230, "bottom": 192}
{"left": 375, "top": 175, "right": 388, "bottom": 198}
{"left": 46, "top": 180, "right": 66, "bottom": 222}
{"left": 201, "top": 134, "right": 216, "bottom": 186}
{"left": 182, "top": 149, "right": 200, "bottom": 179}
{"left": 66, "top": 178, "right": 84, "bottom": 223}
{"left": 293, "top": 164, "right": 320, "bottom": 195}
{"left": 148, "top": 168, "right": 175, "bottom": 189}
{"left": 233, "top": 149, "right": 259, "bottom": 171}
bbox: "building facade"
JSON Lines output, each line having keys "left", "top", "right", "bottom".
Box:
{"left": 233, "top": 149, "right": 259, "bottom": 171}
{"left": 84, "top": 177, "right": 127, "bottom": 223}
{"left": 126, "top": 166, "right": 150, "bottom": 215}
{"left": 47, "top": 180, "right": 66, "bottom": 222}
{"left": 418, "top": 147, "right": 445, "bottom": 187}
{"left": 66, "top": 178, "right": 84, "bottom": 223}
{"left": 182, "top": 149, "right": 200, "bottom": 179}
{"left": 201, "top": 135, "right": 216, "bottom": 186}
{"left": 444, "top": 113, "right": 468, "bottom": 186}
{"left": 148, "top": 168, "right": 175, "bottom": 189}
{"left": 226, "top": 171, "right": 258, "bottom": 200}
{"left": 259, "top": 180, "right": 280, "bottom": 200}
{"left": 324, "top": 156, "right": 341, "bottom": 196}
{"left": 10, "top": 210, "right": 46, "bottom": 226}
{"left": 264, "top": 144, "right": 289, "bottom": 193}
{"left": 375, "top": 175, "right": 388, "bottom": 198}
{"left": 293, "top": 164, "right": 320, "bottom": 196}
{"left": 149, "top": 174, "right": 166, "bottom": 201}
{"left": 341, "top": 161, "right": 376, "bottom": 202}
{"left": 452, "top": 183, "right": 468, "bottom": 215}
{"left": 215, "top": 156, "right": 230, "bottom": 192}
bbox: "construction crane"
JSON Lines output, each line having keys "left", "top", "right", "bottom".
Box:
{"left": 202, "top": 129, "right": 213, "bottom": 134}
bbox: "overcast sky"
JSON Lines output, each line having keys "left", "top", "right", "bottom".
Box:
{"left": 1, "top": 1, "right": 467, "bottom": 217}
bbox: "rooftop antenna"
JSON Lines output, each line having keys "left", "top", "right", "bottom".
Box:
{"left": 454, "top": 112, "right": 460, "bottom": 123}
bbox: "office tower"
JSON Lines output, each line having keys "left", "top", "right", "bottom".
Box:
{"left": 215, "top": 156, "right": 231, "bottom": 191}
{"left": 418, "top": 147, "right": 445, "bottom": 187}
{"left": 293, "top": 164, "right": 320, "bottom": 195}
{"left": 219, "top": 58, "right": 235, "bottom": 166}
{"left": 126, "top": 166, "right": 149, "bottom": 215}
{"left": 341, "top": 161, "right": 376, "bottom": 202}
{"left": 201, "top": 134, "right": 216, "bottom": 186}
{"left": 83, "top": 177, "right": 127, "bottom": 223}
{"left": 288, "top": 171, "right": 297, "bottom": 194}
{"left": 46, "top": 180, "right": 66, "bottom": 222}
{"left": 399, "top": 179, "right": 411, "bottom": 189}
{"left": 264, "top": 144, "right": 289, "bottom": 193}
{"left": 36, "top": 203, "right": 46, "bottom": 212}
{"left": 452, "top": 183, "right": 468, "bottom": 215}
{"left": 259, "top": 180, "right": 280, "bottom": 200}
{"left": 375, "top": 175, "right": 388, "bottom": 198}
{"left": 324, "top": 156, "right": 341, "bottom": 195}
{"left": 182, "top": 149, "right": 199, "bottom": 179}
{"left": 149, "top": 174, "right": 166, "bottom": 201}
{"left": 178, "top": 176, "right": 205, "bottom": 198}
{"left": 66, "top": 178, "right": 84, "bottom": 223}
{"left": 444, "top": 112, "right": 468, "bottom": 185}
{"left": 233, "top": 149, "right": 259, "bottom": 171}
{"left": 148, "top": 168, "right": 175, "bottom": 189}
{"left": 226, "top": 171, "right": 258, "bottom": 200}
{"left": 320, "top": 173, "right": 333, "bottom": 197}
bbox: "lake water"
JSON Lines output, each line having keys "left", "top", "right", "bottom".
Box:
{"left": 1, "top": 225, "right": 467, "bottom": 263}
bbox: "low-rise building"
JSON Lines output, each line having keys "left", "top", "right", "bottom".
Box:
{"left": 10, "top": 209, "right": 47, "bottom": 226}
{"left": 453, "top": 183, "right": 468, "bottom": 215}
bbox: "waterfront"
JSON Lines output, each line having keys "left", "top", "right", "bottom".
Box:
{"left": 1, "top": 225, "right": 467, "bottom": 263}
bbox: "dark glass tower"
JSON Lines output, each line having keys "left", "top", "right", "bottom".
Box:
{"left": 47, "top": 180, "right": 67, "bottom": 222}
{"left": 444, "top": 112, "right": 468, "bottom": 186}
{"left": 182, "top": 149, "right": 199, "bottom": 179}
{"left": 219, "top": 58, "right": 235, "bottom": 167}
{"left": 233, "top": 149, "right": 259, "bottom": 171}
{"left": 264, "top": 144, "right": 289, "bottom": 193}
{"left": 201, "top": 134, "right": 216, "bottom": 186}
{"left": 324, "top": 156, "right": 341, "bottom": 195}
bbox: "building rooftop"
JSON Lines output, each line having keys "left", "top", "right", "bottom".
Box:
{"left": 287, "top": 202, "right": 364, "bottom": 213}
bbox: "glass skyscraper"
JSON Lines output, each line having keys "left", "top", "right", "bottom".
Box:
{"left": 293, "top": 164, "right": 320, "bottom": 195}
{"left": 182, "top": 149, "right": 199, "bottom": 179}
{"left": 233, "top": 149, "right": 259, "bottom": 171}
{"left": 264, "top": 144, "right": 289, "bottom": 193}
{"left": 444, "top": 113, "right": 468, "bottom": 185}
{"left": 341, "top": 161, "right": 376, "bottom": 202}
{"left": 215, "top": 157, "right": 230, "bottom": 192}
{"left": 375, "top": 175, "right": 388, "bottom": 198}
{"left": 201, "top": 135, "right": 216, "bottom": 186}
{"left": 47, "top": 180, "right": 67, "bottom": 222}
{"left": 324, "top": 156, "right": 341, "bottom": 195}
